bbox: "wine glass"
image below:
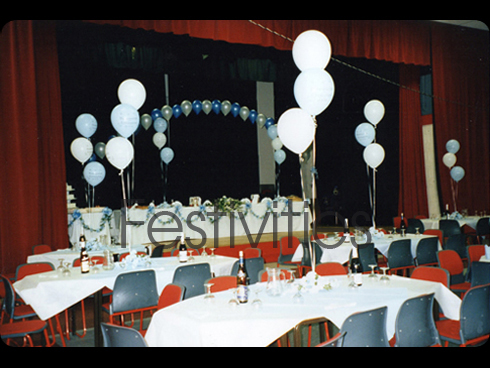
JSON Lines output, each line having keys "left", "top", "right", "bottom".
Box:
{"left": 228, "top": 288, "right": 239, "bottom": 307}
{"left": 57, "top": 259, "right": 65, "bottom": 274}
{"left": 187, "top": 250, "right": 195, "bottom": 262}
{"left": 380, "top": 267, "right": 390, "bottom": 282}
{"left": 204, "top": 283, "right": 215, "bottom": 301}
{"left": 348, "top": 264, "right": 359, "bottom": 288}
{"left": 368, "top": 264, "right": 378, "bottom": 279}
{"left": 61, "top": 262, "right": 71, "bottom": 277}
{"left": 252, "top": 287, "right": 263, "bottom": 308}
{"left": 415, "top": 227, "right": 420, "bottom": 236}
{"left": 210, "top": 248, "right": 216, "bottom": 258}
{"left": 91, "top": 257, "right": 100, "bottom": 274}
{"left": 293, "top": 284, "right": 303, "bottom": 304}
{"left": 201, "top": 246, "right": 208, "bottom": 257}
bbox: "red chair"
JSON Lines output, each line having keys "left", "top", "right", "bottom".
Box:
{"left": 205, "top": 275, "right": 237, "bottom": 293}
{"left": 467, "top": 245, "right": 485, "bottom": 264}
{"left": 277, "top": 236, "right": 301, "bottom": 266}
{"left": 259, "top": 268, "right": 295, "bottom": 283}
{"left": 411, "top": 266, "right": 450, "bottom": 287}
{"left": 15, "top": 262, "right": 54, "bottom": 282}
{"left": 315, "top": 262, "right": 347, "bottom": 276}
{"left": 1, "top": 319, "right": 51, "bottom": 347}
{"left": 243, "top": 247, "right": 261, "bottom": 259}
{"left": 437, "top": 250, "right": 471, "bottom": 296}
{"left": 393, "top": 216, "right": 408, "bottom": 229}
{"left": 119, "top": 251, "right": 147, "bottom": 261}
{"left": 31, "top": 244, "right": 52, "bottom": 255}
{"left": 423, "top": 229, "right": 443, "bottom": 247}
{"left": 157, "top": 284, "right": 185, "bottom": 310}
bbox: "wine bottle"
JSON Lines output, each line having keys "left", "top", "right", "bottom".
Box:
{"left": 344, "top": 218, "right": 350, "bottom": 243}
{"left": 236, "top": 251, "right": 248, "bottom": 303}
{"left": 79, "top": 231, "right": 90, "bottom": 274}
{"left": 445, "top": 204, "right": 450, "bottom": 219}
{"left": 350, "top": 245, "right": 363, "bottom": 286}
{"left": 179, "top": 233, "right": 188, "bottom": 263}
{"left": 400, "top": 212, "right": 406, "bottom": 236}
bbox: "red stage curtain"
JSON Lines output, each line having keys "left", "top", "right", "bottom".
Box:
{"left": 398, "top": 64, "right": 429, "bottom": 218}
{"left": 431, "top": 23, "right": 490, "bottom": 214}
{"left": 0, "top": 21, "right": 68, "bottom": 274}
{"left": 83, "top": 20, "right": 431, "bottom": 66}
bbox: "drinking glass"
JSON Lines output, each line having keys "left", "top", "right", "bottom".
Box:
{"left": 380, "top": 267, "right": 390, "bottom": 282}
{"left": 368, "top": 264, "right": 378, "bottom": 279}
{"left": 210, "top": 248, "right": 216, "bottom": 258}
{"left": 204, "top": 283, "right": 215, "bottom": 301}
{"left": 293, "top": 284, "right": 303, "bottom": 304}
{"left": 415, "top": 227, "right": 420, "bottom": 236}
{"left": 57, "top": 259, "right": 65, "bottom": 274}
{"left": 252, "top": 287, "right": 263, "bottom": 308}
{"left": 91, "top": 258, "right": 100, "bottom": 274}
{"left": 61, "top": 262, "right": 71, "bottom": 277}
{"left": 201, "top": 246, "right": 208, "bottom": 257}
{"left": 228, "top": 288, "right": 239, "bottom": 307}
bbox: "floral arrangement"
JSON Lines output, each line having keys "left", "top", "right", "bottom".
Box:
{"left": 212, "top": 196, "right": 244, "bottom": 214}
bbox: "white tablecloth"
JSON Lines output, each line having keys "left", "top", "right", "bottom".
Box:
{"left": 420, "top": 216, "right": 482, "bottom": 231}
{"left": 14, "top": 255, "right": 236, "bottom": 321}
{"left": 68, "top": 211, "right": 118, "bottom": 247}
{"left": 145, "top": 274, "right": 461, "bottom": 347}
{"left": 292, "top": 234, "right": 441, "bottom": 264}
{"left": 125, "top": 199, "right": 310, "bottom": 245}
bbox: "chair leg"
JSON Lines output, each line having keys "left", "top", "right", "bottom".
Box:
{"left": 74, "top": 300, "right": 87, "bottom": 338}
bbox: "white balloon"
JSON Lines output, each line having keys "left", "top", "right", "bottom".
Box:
{"left": 363, "top": 143, "right": 385, "bottom": 169}
{"left": 83, "top": 161, "right": 106, "bottom": 187}
{"left": 70, "top": 137, "right": 93, "bottom": 164}
{"left": 111, "top": 104, "right": 140, "bottom": 138}
{"left": 274, "top": 149, "right": 286, "bottom": 165}
{"left": 364, "top": 100, "right": 385, "bottom": 126}
{"left": 105, "top": 137, "right": 134, "bottom": 170}
{"left": 355, "top": 123, "right": 376, "bottom": 147}
{"left": 75, "top": 113, "right": 97, "bottom": 138}
{"left": 292, "top": 30, "right": 332, "bottom": 71}
{"left": 442, "top": 152, "right": 457, "bottom": 168}
{"left": 117, "top": 79, "right": 146, "bottom": 110}
{"left": 294, "top": 69, "right": 335, "bottom": 116}
{"left": 271, "top": 137, "right": 283, "bottom": 151}
{"left": 153, "top": 132, "right": 167, "bottom": 149}
{"left": 277, "top": 108, "right": 316, "bottom": 155}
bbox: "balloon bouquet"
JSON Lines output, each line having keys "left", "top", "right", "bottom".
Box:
{"left": 354, "top": 100, "right": 386, "bottom": 229}
{"left": 277, "top": 30, "right": 335, "bottom": 273}
{"left": 442, "top": 139, "right": 464, "bottom": 213}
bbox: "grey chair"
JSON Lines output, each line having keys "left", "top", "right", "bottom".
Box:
{"left": 101, "top": 322, "right": 148, "bottom": 347}
{"left": 387, "top": 239, "right": 414, "bottom": 276}
{"left": 340, "top": 306, "right": 390, "bottom": 347}
{"left": 415, "top": 236, "right": 439, "bottom": 266}
{"left": 172, "top": 263, "right": 211, "bottom": 299}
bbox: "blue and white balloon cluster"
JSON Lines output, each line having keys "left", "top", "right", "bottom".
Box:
{"left": 355, "top": 100, "right": 386, "bottom": 170}
{"left": 277, "top": 30, "right": 335, "bottom": 156}
{"left": 443, "top": 139, "right": 465, "bottom": 183}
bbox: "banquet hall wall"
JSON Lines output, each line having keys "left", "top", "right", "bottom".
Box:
{"left": 0, "top": 20, "right": 488, "bottom": 274}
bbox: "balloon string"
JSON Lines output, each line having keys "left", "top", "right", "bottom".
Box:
{"left": 299, "top": 152, "right": 316, "bottom": 273}
{"left": 372, "top": 167, "right": 377, "bottom": 229}
{"left": 119, "top": 169, "right": 127, "bottom": 207}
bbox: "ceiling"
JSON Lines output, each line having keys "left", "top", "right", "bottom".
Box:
{"left": 431, "top": 20, "right": 488, "bottom": 31}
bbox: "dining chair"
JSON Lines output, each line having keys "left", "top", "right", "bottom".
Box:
{"left": 243, "top": 247, "right": 262, "bottom": 259}
{"left": 439, "top": 219, "right": 462, "bottom": 243}
{"left": 150, "top": 244, "right": 165, "bottom": 258}
{"left": 469, "top": 262, "right": 490, "bottom": 287}
{"left": 230, "top": 257, "right": 264, "bottom": 285}
{"left": 297, "top": 241, "right": 323, "bottom": 276}
{"left": 31, "top": 244, "right": 52, "bottom": 255}
{"left": 411, "top": 266, "right": 450, "bottom": 287}
{"left": 315, "top": 331, "right": 346, "bottom": 347}
{"left": 277, "top": 236, "right": 302, "bottom": 266}
{"left": 293, "top": 316, "right": 332, "bottom": 347}
{"left": 119, "top": 251, "right": 148, "bottom": 261}
{"left": 437, "top": 250, "right": 471, "bottom": 297}
{"left": 100, "top": 322, "right": 148, "bottom": 347}
{"left": 315, "top": 262, "right": 347, "bottom": 276}
{"left": 172, "top": 263, "right": 212, "bottom": 299}
{"left": 157, "top": 283, "right": 185, "bottom": 310}
{"left": 407, "top": 218, "right": 425, "bottom": 234}
{"left": 392, "top": 293, "right": 441, "bottom": 347}
{"left": 467, "top": 245, "right": 485, "bottom": 264}
{"left": 358, "top": 242, "right": 378, "bottom": 273}
{"left": 387, "top": 239, "right": 415, "bottom": 276}
{"left": 102, "top": 270, "right": 159, "bottom": 333}
{"left": 205, "top": 275, "right": 236, "bottom": 293}
{"left": 445, "top": 234, "right": 468, "bottom": 263}
{"left": 1, "top": 318, "right": 51, "bottom": 347}
{"left": 415, "top": 236, "right": 439, "bottom": 266}
{"left": 436, "top": 284, "right": 490, "bottom": 347}
{"left": 476, "top": 217, "right": 490, "bottom": 244}
{"left": 339, "top": 306, "right": 390, "bottom": 347}
{"left": 15, "top": 262, "right": 54, "bottom": 281}
{"left": 423, "top": 229, "right": 443, "bottom": 248}
{"left": 393, "top": 216, "right": 408, "bottom": 230}
{"left": 258, "top": 268, "right": 294, "bottom": 283}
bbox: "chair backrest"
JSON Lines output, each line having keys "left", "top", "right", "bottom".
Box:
{"left": 393, "top": 216, "right": 408, "bottom": 229}
{"left": 258, "top": 268, "right": 294, "bottom": 283}
{"left": 445, "top": 234, "right": 467, "bottom": 260}
{"left": 172, "top": 263, "right": 211, "bottom": 299}
{"left": 243, "top": 247, "right": 261, "bottom": 259}
{"left": 157, "top": 283, "right": 185, "bottom": 310}
{"left": 150, "top": 245, "right": 165, "bottom": 258}
{"left": 315, "top": 331, "right": 346, "bottom": 347}
{"left": 407, "top": 218, "right": 425, "bottom": 234}
{"left": 205, "top": 275, "right": 237, "bottom": 293}
{"left": 459, "top": 284, "right": 490, "bottom": 344}
{"left": 394, "top": 293, "right": 441, "bottom": 347}
{"left": 340, "top": 306, "right": 390, "bottom": 347}
{"left": 411, "top": 266, "right": 450, "bottom": 288}
{"left": 73, "top": 255, "right": 105, "bottom": 267}
{"left": 1, "top": 275, "right": 16, "bottom": 318}
{"left": 467, "top": 245, "right": 485, "bottom": 264}
{"left": 358, "top": 243, "right": 377, "bottom": 271}
{"left": 423, "top": 229, "right": 443, "bottom": 247}
{"left": 470, "top": 262, "right": 490, "bottom": 287}
{"left": 315, "top": 262, "right": 347, "bottom": 276}
{"left": 301, "top": 242, "right": 322, "bottom": 268}
{"left": 387, "top": 239, "right": 414, "bottom": 269}
{"left": 101, "top": 322, "right": 148, "bottom": 347}
{"left": 111, "top": 270, "right": 159, "bottom": 314}
{"left": 31, "top": 244, "right": 52, "bottom": 255}
{"left": 15, "top": 262, "right": 54, "bottom": 281}
{"left": 119, "top": 252, "right": 147, "bottom": 261}
{"left": 439, "top": 219, "right": 462, "bottom": 239}
{"left": 230, "top": 257, "right": 265, "bottom": 285}
{"left": 279, "top": 236, "right": 301, "bottom": 256}
{"left": 437, "top": 250, "right": 465, "bottom": 284}
{"left": 415, "top": 237, "right": 439, "bottom": 266}
{"left": 476, "top": 217, "right": 490, "bottom": 237}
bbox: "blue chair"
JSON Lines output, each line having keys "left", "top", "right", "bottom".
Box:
{"left": 340, "top": 306, "right": 390, "bottom": 347}
{"left": 415, "top": 236, "right": 439, "bottom": 266}
{"left": 358, "top": 243, "right": 378, "bottom": 272}
{"left": 476, "top": 217, "right": 490, "bottom": 243}
{"left": 470, "top": 262, "right": 490, "bottom": 287}
{"left": 407, "top": 218, "right": 425, "bottom": 234}
{"left": 102, "top": 270, "right": 159, "bottom": 332}
{"left": 173, "top": 263, "right": 211, "bottom": 299}
{"left": 101, "top": 323, "right": 148, "bottom": 347}
{"left": 230, "top": 257, "right": 264, "bottom": 285}
{"left": 298, "top": 241, "right": 323, "bottom": 276}
{"left": 387, "top": 239, "right": 415, "bottom": 276}
{"left": 393, "top": 293, "right": 441, "bottom": 347}
{"left": 439, "top": 219, "right": 461, "bottom": 244}
{"left": 436, "top": 284, "right": 490, "bottom": 346}
{"left": 445, "top": 234, "right": 468, "bottom": 262}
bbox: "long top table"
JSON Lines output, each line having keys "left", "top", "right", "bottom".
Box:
{"left": 144, "top": 274, "right": 461, "bottom": 347}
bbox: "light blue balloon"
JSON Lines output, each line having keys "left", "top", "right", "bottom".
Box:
{"left": 154, "top": 118, "right": 168, "bottom": 133}
{"left": 274, "top": 149, "right": 286, "bottom": 165}
{"left": 267, "top": 125, "right": 278, "bottom": 140}
{"left": 111, "top": 104, "right": 139, "bottom": 138}
{"left": 83, "top": 161, "right": 106, "bottom": 187}
{"left": 160, "top": 147, "right": 174, "bottom": 164}
{"left": 355, "top": 122, "right": 376, "bottom": 147}
{"left": 450, "top": 166, "right": 465, "bottom": 182}
{"left": 76, "top": 113, "right": 97, "bottom": 138}
{"left": 446, "top": 139, "right": 460, "bottom": 154}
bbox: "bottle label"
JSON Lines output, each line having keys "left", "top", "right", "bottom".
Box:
{"left": 354, "top": 273, "right": 363, "bottom": 286}
{"left": 237, "top": 285, "right": 248, "bottom": 303}
{"left": 81, "top": 259, "right": 90, "bottom": 273}
{"left": 179, "top": 250, "right": 188, "bottom": 262}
